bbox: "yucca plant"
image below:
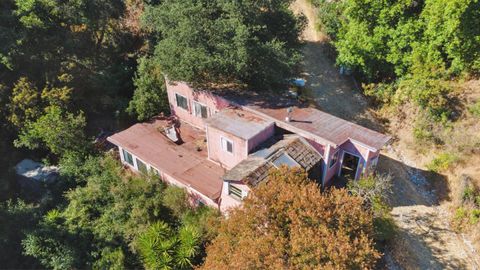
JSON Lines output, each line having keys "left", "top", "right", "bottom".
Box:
{"left": 137, "top": 222, "right": 200, "bottom": 270}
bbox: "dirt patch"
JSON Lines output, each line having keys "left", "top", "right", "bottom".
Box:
{"left": 291, "top": 0, "right": 382, "bottom": 132}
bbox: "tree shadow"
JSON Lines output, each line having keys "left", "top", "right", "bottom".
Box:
{"left": 376, "top": 154, "right": 450, "bottom": 207}
{"left": 299, "top": 40, "right": 385, "bottom": 133}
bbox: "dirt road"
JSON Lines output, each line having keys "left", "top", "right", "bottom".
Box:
{"left": 291, "top": 0, "right": 479, "bottom": 269}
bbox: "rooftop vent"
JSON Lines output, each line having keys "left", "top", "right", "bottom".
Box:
{"left": 285, "top": 107, "right": 293, "bottom": 122}
{"left": 164, "top": 126, "right": 180, "bottom": 143}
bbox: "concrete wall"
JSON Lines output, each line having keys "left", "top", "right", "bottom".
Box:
{"left": 117, "top": 146, "right": 218, "bottom": 208}
{"left": 206, "top": 126, "right": 248, "bottom": 169}
{"left": 166, "top": 81, "right": 231, "bottom": 129}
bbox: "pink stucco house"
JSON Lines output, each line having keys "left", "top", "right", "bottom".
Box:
{"left": 108, "top": 81, "right": 390, "bottom": 212}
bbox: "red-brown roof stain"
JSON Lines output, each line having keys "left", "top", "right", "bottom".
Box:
{"left": 108, "top": 118, "right": 225, "bottom": 200}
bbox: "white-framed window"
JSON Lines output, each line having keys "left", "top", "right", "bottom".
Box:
{"left": 193, "top": 101, "right": 208, "bottom": 118}
{"left": 329, "top": 151, "right": 339, "bottom": 168}
{"left": 228, "top": 183, "right": 243, "bottom": 200}
{"left": 175, "top": 93, "right": 188, "bottom": 110}
{"left": 136, "top": 158, "right": 148, "bottom": 174}
{"left": 221, "top": 137, "right": 233, "bottom": 154}
{"left": 122, "top": 149, "right": 134, "bottom": 166}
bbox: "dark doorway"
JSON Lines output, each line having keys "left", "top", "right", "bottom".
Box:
{"left": 341, "top": 153, "right": 360, "bottom": 180}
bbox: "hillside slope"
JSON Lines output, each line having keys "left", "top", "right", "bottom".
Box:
{"left": 290, "top": 0, "right": 480, "bottom": 268}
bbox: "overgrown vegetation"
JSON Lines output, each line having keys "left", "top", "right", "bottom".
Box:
{"left": 348, "top": 174, "right": 396, "bottom": 243}
{"left": 141, "top": 0, "right": 306, "bottom": 90}
{"left": 201, "top": 167, "right": 381, "bottom": 269}
{"left": 21, "top": 154, "right": 220, "bottom": 269}
{"left": 426, "top": 153, "right": 459, "bottom": 173}
{"left": 452, "top": 176, "right": 480, "bottom": 236}
{"left": 311, "top": 0, "right": 480, "bottom": 134}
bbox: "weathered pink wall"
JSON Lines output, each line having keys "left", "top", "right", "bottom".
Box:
{"left": 219, "top": 182, "right": 248, "bottom": 212}
{"left": 166, "top": 81, "right": 231, "bottom": 129}
{"left": 336, "top": 139, "right": 378, "bottom": 180}
{"left": 307, "top": 139, "right": 326, "bottom": 157}
{"left": 206, "top": 126, "right": 248, "bottom": 169}
{"left": 247, "top": 123, "right": 275, "bottom": 153}
{"left": 323, "top": 144, "right": 338, "bottom": 186}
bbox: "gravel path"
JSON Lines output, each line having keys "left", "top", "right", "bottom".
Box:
{"left": 291, "top": 1, "right": 480, "bottom": 269}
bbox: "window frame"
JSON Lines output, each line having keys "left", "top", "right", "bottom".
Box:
{"left": 329, "top": 151, "right": 339, "bottom": 168}
{"left": 228, "top": 183, "right": 243, "bottom": 200}
{"left": 122, "top": 149, "right": 134, "bottom": 166}
{"left": 192, "top": 100, "right": 208, "bottom": 118}
{"left": 175, "top": 92, "right": 189, "bottom": 111}
{"left": 220, "top": 136, "right": 234, "bottom": 154}
{"left": 136, "top": 158, "right": 148, "bottom": 174}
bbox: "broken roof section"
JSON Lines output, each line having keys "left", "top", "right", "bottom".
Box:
{"left": 223, "top": 135, "right": 322, "bottom": 187}
{"left": 205, "top": 108, "right": 274, "bottom": 140}
{"left": 107, "top": 118, "right": 225, "bottom": 200}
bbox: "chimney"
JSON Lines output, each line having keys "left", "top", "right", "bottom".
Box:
{"left": 285, "top": 107, "right": 293, "bottom": 122}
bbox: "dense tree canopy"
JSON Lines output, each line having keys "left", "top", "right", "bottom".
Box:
{"left": 319, "top": 0, "right": 480, "bottom": 80}
{"left": 313, "top": 0, "right": 480, "bottom": 121}
{"left": 127, "top": 57, "right": 169, "bottom": 121}
{"left": 142, "top": 0, "right": 305, "bottom": 89}
{"left": 22, "top": 154, "right": 219, "bottom": 269}
{"left": 200, "top": 167, "right": 380, "bottom": 269}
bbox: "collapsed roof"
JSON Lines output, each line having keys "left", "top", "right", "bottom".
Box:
{"left": 223, "top": 135, "right": 322, "bottom": 187}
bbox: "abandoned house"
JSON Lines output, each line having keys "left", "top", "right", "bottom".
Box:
{"left": 107, "top": 81, "right": 391, "bottom": 212}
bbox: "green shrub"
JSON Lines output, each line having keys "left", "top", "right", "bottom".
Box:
{"left": 363, "top": 83, "right": 397, "bottom": 105}
{"left": 413, "top": 115, "right": 444, "bottom": 145}
{"left": 373, "top": 215, "right": 397, "bottom": 242}
{"left": 426, "top": 153, "right": 458, "bottom": 173}
{"left": 462, "top": 185, "right": 477, "bottom": 202}
{"left": 454, "top": 207, "right": 468, "bottom": 221}
{"left": 468, "top": 100, "right": 480, "bottom": 117}
{"left": 470, "top": 209, "right": 480, "bottom": 224}
{"left": 162, "top": 186, "right": 192, "bottom": 218}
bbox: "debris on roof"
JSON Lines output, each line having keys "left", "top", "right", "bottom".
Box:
{"left": 107, "top": 118, "right": 225, "bottom": 200}
{"left": 223, "top": 135, "right": 322, "bottom": 187}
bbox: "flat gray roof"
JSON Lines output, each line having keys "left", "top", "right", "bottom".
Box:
{"left": 205, "top": 108, "right": 274, "bottom": 140}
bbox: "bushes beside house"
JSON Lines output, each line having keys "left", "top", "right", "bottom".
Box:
{"left": 21, "top": 154, "right": 220, "bottom": 269}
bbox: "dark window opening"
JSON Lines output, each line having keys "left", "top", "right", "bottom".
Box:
{"left": 329, "top": 151, "right": 339, "bottom": 168}
{"left": 228, "top": 184, "right": 243, "bottom": 200}
{"left": 175, "top": 93, "right": 188, "bottom": 110}
{"left": 136, "top": 158, "right": 148, "bottom": 174}
{"left": 194, "top": 101, "right": 208, "bottom": 118}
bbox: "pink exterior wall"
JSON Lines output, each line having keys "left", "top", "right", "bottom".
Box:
{"left": 323, "top": 144, "right": 338, "bottom": 186}
{"left": 206, "top": 126, "right": 248, "bottom": 169}
{"left": 220, "top": 181, "right": 249, "bottom": 212}
{"left": 307, "top": 139, "right": 326, "bottom": 157}
{"left": 336, "top": 139, "right": 378, "bottom": 180}
{"left": 247, "top": 124, "right": 275, "bottom": 153}
{"left": 166, "top": 81, "right": 231, "bottom": 129}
